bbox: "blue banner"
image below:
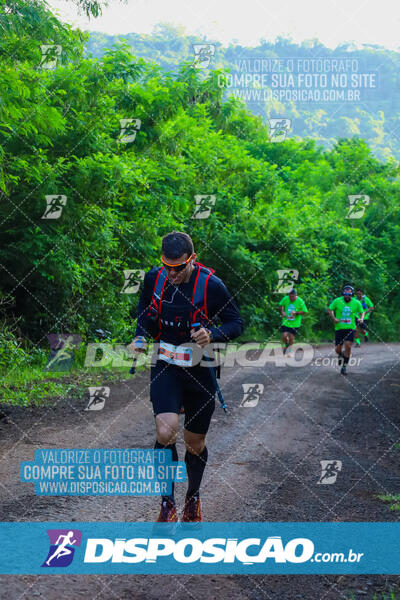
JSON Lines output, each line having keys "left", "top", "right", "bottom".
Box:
{"left": 0, "top": 522, "right": 399, "bottom": 574}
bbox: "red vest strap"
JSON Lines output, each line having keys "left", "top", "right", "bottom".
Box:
{"left": 194, "top": 261, "right": 215, "bottom": 274}
{"left": 151, "top": 267, "right": 168, "bottom": 340}
{"left": 150, "top": 264, "right": 214, "bottom": 335}
{"left": 192, "top": 265, "right": 213, "bottom": 321}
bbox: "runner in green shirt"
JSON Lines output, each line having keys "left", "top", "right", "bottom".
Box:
{"left": 354, "top": 288, "right": 374, "bottom": 346}
{"left": 279, "top": 289, "right": 308, "bottom": 355}
{"left": 328, "top": 285, "right": 365, "bottom": 376}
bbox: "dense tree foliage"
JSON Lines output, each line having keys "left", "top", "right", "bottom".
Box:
{"left": 87, "top": 26, "right": 400, "bottom": 161}
{"left": 1, "top": 0, "right": 400, "bottom": 355}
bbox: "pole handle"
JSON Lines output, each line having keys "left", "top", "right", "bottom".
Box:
{"left": 130, "top": 337, "right": 146, "bottom": 376}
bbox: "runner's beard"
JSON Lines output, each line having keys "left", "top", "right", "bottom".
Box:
{"left": 168, "top": 265, "right": 193, "bottom": 285}
{"left": 168, "top": 272, "right": 184, "bottom": 284}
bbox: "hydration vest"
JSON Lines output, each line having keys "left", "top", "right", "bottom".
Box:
{"left": 147, "top": 262, "right": 215, "bottom": 341}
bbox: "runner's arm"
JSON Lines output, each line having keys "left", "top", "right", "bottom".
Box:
{"left": 206, "top": 277, "right": 244, "bottom": 342}
{"left": 328, "top": 309, "right": 339, "bottom": 323}
{"left": 133, "top": 270, "right": 156, "bottom": 339}
{"left": 295, "top": 299, "right": 308, "bottom": 315}
{"left": 328, "top": 300, "right": 339, "bottom": 323}
{"left": 357, "top": 300, "right": 366, "bottom": 322}
{"left": 279, "top": 297, "right": 287, "bottom": 317}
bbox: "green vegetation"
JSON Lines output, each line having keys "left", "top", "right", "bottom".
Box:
{"left": 0, "top": 320, "right": 134, "bottom": 405}
{"left": 347, "top": 590, "right": 400, "bottom": 600}
{"left": 86, "top": 25, "right": 400, "bottom": 161}
{"left": 1, "top": 0, "right": 400, "bottom": 404}
{"left": 377, "top": 493, "right": 400, "bottom": 511}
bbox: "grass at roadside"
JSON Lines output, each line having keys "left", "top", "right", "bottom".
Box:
{"left": 0, "top": 329, "right": 146, "bottom": 407}
{"left": 0, "top": 363, "right": 139, "bottom": 407}
{"left": 377, "top": 493, "right": 400, "bottom": 511}
{"left": 347, "top": 590, "right": 400, "bottom": 599}
{"left": 376, "top": 443, "right": 400, "bottom": 511}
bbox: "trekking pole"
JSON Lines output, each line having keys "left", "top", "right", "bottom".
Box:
{"left": 192, "top": 322, "right": 227, "bottom": 413}
{"left": 129, "top": 336, "right": 146, "bottom": 375}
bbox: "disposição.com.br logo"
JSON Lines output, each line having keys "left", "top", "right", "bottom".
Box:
{"left": 41, "top": 529, "right": 82, "bottom": 567}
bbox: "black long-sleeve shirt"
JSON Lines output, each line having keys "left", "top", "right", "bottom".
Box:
{"left": 134, "top": 265, "right": 243, "bottom": 346}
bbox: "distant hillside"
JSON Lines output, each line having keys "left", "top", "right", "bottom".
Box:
{"left": 86, "top": 25, "right": 400, "bottom": 161}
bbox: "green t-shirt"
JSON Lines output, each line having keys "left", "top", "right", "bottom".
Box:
{"left": 356, "top": 295, "right": 373, "bottom": 320}
{"left": 329, "top": 297, "right": 363, "bottom": 330}
{"left": 279, "top": 296, "right": 308, "bottom": 328}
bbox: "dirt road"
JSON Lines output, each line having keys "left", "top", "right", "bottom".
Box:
{"left": 1, "top": 342, "right": 400, "bottom": 599}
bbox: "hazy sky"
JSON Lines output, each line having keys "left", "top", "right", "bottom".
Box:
{"left": 46, "top": 0, "right": 400, "bottom": 50}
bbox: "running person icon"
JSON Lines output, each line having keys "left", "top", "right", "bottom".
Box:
{"left": 86, "top": 387, "right": 107, "bottom": 410}
{"left": 318, "top": 460, "right": 341, "bottom": 484}
{"left": 354, "top": 288, "right": 374, "bottom": 346}
{"left": 328, "top": 285, "right": 364, "bottom": 375}
{"left": 45, "top": 335, "right": 75, "bottom": 371}
{"left": 279, "top": 288, "right": 308, "bottom": 355}
{"left": 129, "top": 232, "right": 243, "bottom": 524}
{"left": 45, "top": 531, "right": 77, "bottom": 566}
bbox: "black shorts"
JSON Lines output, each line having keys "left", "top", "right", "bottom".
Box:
{"left": 281, "top": 325, "right": 298, "bottom": 335}
{"left": 355, "top": 319, "right": 369, "bottom": 331}
{"left": 150, "top": 360, "right": 216, "bottom": 434}
{"left": 335, "top": 329, "right": 354, "bottom": 345}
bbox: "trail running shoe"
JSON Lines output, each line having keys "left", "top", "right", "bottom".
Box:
{"left": 181, "top": 495, "right": 202, "bottom": 524}
{"left": 156, "top": 498, "right": 178, "bottom": 524}
{"left": 340, "top": 365, "right": 347, "bottom": 376}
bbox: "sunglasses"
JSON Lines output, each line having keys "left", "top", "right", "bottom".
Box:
{"left": 161, "top": 254, "right": 193, "bottom": 273}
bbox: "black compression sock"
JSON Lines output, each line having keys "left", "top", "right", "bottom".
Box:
{"left": 343, "top": 355, "right": 349, "bottom": 365}
{"left": 154, "top": 440, "right": 178, "bottom": 503}
{"left": 185, "top": 446, "right": 208, "bottom": 499}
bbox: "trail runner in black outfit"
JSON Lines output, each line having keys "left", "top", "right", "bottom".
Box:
{"left": 129, "top": 231, "right": 243, "bottom": 524}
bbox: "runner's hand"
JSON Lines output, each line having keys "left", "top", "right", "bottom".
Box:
{"left": 190, "top": 327, "right": 211, "bottom": 348}
{"left": 128, "top": 337, "right": 147, "bottom": 353}
{"left": 333, "top": 317, "right": 340, "bottom": 323}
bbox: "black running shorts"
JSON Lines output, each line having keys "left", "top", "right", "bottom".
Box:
{"left": 150, "top": 360, "right": 216, "bottom": 434}
{"left": 281, "top": 325, "right": 298, "bottom": 335}
{"left": 335, "top": 329, "right": 354, "bottom": 345}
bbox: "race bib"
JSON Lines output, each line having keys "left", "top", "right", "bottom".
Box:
{"left": 340, "top": 306, "right": 352, "bottom": 324}
{"left": 287, "top": 304, "right": 296, "bottom": 320}
{"left": 158, "top": 340, "right": 193, "bottom": 366}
